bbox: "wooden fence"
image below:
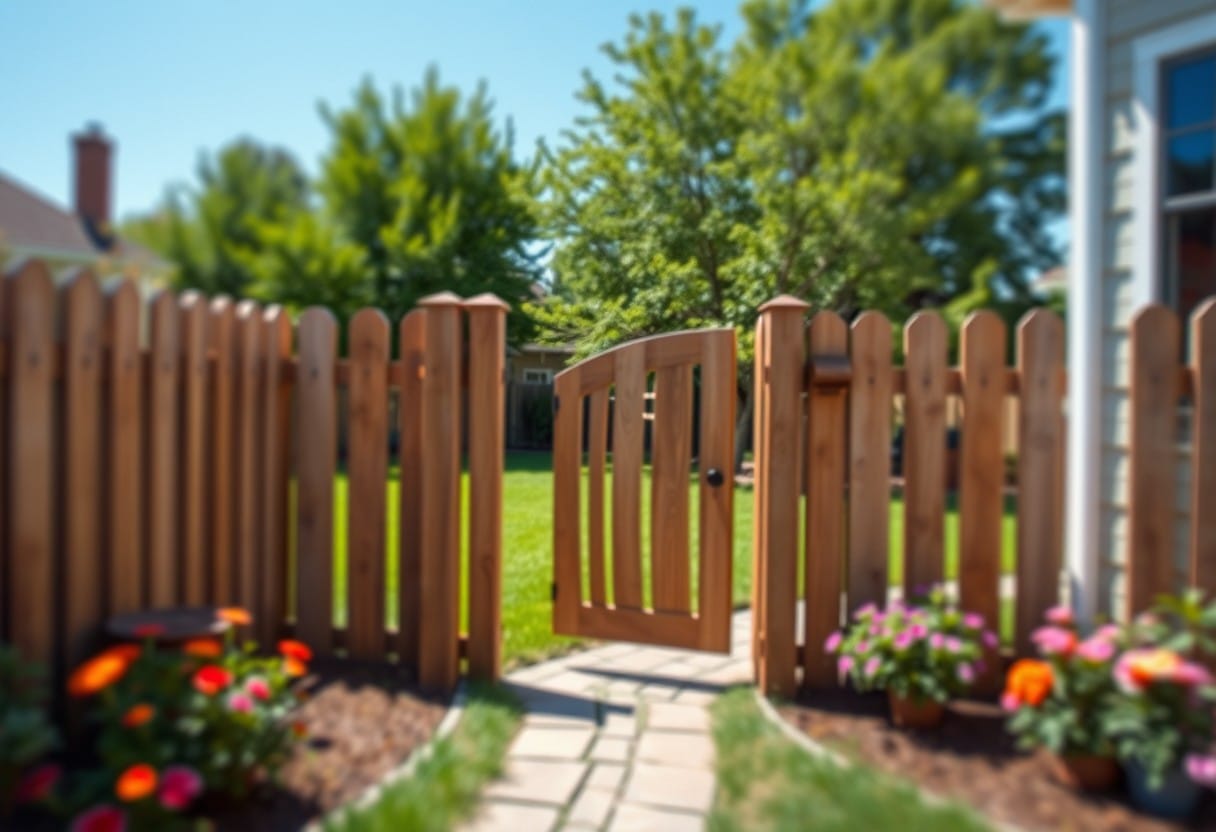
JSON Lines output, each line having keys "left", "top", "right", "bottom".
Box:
{"left": 0, "top": 259, "right": 506, "bottom": 693}
{"left": 751, "top": 295, "right": 1216, "bottom": 698}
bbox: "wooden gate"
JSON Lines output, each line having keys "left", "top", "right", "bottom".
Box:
{"left": 552, "top": 329, "right": 736, "bottom": 652}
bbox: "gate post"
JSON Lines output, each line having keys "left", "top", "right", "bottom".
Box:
{"left": 753, "top": 296, "right": 809, "bottom": 698}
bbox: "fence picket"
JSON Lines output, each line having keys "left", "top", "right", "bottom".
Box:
{"left": 698, "top": 330, "right": 735, "bottom": 652}
{"left": 652, "top": 363, "right": 693, "bottom": 614}
{"left": 1192, "top": 301, "right": 1216, "bottom": 588}
{"left": 234, "top": 301, "right": 263, "bottom": 611}
{"left": 611, "top": 342, "right": 646, "bottom": 610}
{"left": 259, "top": 307, "right": 292, "bottom": 647}
{"left": 147, "top": 292, "right": 181, "bottom": 607}
{"left": 179, "top": 294, "right": 210, "bottom": 606}
{"left": 347, "top": 308, "right": 390, "bottom": 660}
{"left": 587, "top": 387, "right": 609, "bottom": 606}
{"left": 902, "top": 312, "right": 948, "bottom": 597}
{"left": 106, "top": 281, "right": 143, "bottom": 616}
{"left": 208, "top": 298, "right": 236, "bottom": 604}
{"left": 397, "top": 310, "right": 426, "bottom": 666}
{"left": 848, "top": 312, "right": 892, "bottom": 610}
{"left": 1016, "top": 309, "right": 1065, "bottom": 653}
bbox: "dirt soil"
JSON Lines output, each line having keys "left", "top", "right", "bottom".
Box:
{"left": 204, "top": 658, "right": 448, "bottom": 831}
{"left": 780, "top": 689, "right": 1216, "bottom": 832}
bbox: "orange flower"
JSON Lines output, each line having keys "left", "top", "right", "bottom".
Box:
{"left": 1003, "top": 659, "right": 1054, "bottom": 708}
{"left": 217, "top": 607, "right": 252, "bottom": 626}
{"left": 182, "top": 638, "right": 223, "bottom": 658}
{"left": 192, "top": 665, "right": 233, "bottom": 696}
{"left": 121, "top": 703, "right": 155, "bottom": 729}
{"left": 68, "top": 649, "right": 136, "bottom": 698}
{"left": 101, "top": 644, "right": 142, "bottom": 664}
{"left": 115, "top": 764, "right": 158, "bottom": 802}
{"left": 278, "top": 639, "right": 313, "bottom": 663}
{"left": 283, "top": 656, "right": 308, "bottom": 678}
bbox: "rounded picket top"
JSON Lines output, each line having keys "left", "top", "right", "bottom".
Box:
{"left": 349, "top": 307, "right": 391, "bottom": 362}
{"left": 903, "top": 309, "right": 948, "bottom": 357}
{"left": 808, "top": 309, "right": 848, "bottom": 352}
{"left": 851, "top": 309, "right": 892, "bottom": 337}
{"left": 235, "top": 297, "right": 262, "bottom": 321}
{"left": 960, "top": 310, "right": 1007, "bottom": 366}
{"left": 1015, "top": 305, "right": 1063, "bottom": 336}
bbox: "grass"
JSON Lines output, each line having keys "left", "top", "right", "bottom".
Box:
{"left": 323, "top": 683, "right": 522, "bottom": 832}
{"left": 327, "top": 452, "right": 1018, "bottom": 667}
{"left": 708, "top": 687, "right": 990, "bottom": 832}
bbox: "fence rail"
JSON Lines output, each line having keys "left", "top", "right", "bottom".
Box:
{"left": 752, "top": 294, "right": 1216, "bottom": 698}
{"left": 0, "top": 259, "right": 506, "bottom": 693}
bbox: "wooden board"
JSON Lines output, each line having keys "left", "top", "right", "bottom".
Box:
{"left": 586, "top": 387, "right": 609, "bottom": 606}
{"left": 752, "top": 315, "right": 769, "bottom": 677}
{"left": 259, "top": 307, "right": 293, "bottom": 648}
{"left": 1191, "top": 301, "right": 1216, "bottom": 589}
{"left": 848, "top": 312, "right": 892, "bottom": 610}
{"left": 902, "top": 312, "right": 948, "bottom": 597}
{"left": 397, "top": 310, "right": 426, "bottom": 665}
{"left": 208, "top": 298, "right": 236, "bottom": 604}
{"left": 179, "top": 293, "right": 210, "bottom": 606}
{"left": 233, "top": 301, "right": 263, "bottom": 610}
{"left": 1127, "top": 305, "right": 1180, "bottom": 615}
{"left": 803, "top": 312, "right": 848, "bottom": 688}
{"left": 552, "top": 371, "right": 582, "bottom": 634}
{"left": 697, "top": 329, "right": 735, "bottom": 652}
{"left": 1015, "top": 309, "right": 1065, "bottom": 654}
{"left": 611, "top": 343, "right": 646, "bottom": 609}
{"left": 147, "top": 292, "right": 181, "bottom": 607}
{"left": 346, "top": 309, "right": 390, "bottom": 660}
{"left": 106, "top": 281, "right": 143, "bottom": 616}
{"left": 295, "top": 308, "right": 337, "bottom": 654}
{"left": 651, "top": 363, "right": 692, "bottom": 614}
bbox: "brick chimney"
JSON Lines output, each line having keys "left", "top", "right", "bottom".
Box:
{"left": 73, "top": 123, "right": 113, "bottom": 231}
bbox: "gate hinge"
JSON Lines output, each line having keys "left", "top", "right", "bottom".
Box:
{"left": 551, "top": 582, "right": 557, "bottom": 601}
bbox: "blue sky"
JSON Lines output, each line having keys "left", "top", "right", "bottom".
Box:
{"left": 0, "top": 1, "right": 1069, "bottom": 224}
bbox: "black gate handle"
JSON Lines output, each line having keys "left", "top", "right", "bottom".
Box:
{"left": 706, "top": 468, "right": 725, "bottom": 487}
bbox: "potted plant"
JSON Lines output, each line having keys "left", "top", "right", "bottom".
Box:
{"left": 1002, "top": 605, "right": 1123, "bottom": 791}
{"left": 825, "top": 585, "right": 995, "bottom": 729}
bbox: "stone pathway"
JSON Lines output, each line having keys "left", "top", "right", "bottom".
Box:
{"left": 459, "top": 609, "right": 753, "bottom": 831}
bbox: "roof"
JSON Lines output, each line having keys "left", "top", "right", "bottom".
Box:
{"left": 984, "top": 0, "right": 1072, "bottom": 19}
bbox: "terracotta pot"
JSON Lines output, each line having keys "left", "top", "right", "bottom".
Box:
{"left": 1051, "top": 753, "right": 1120, "bottom": 792}
{"left": 887, "top": 690, "right": 944, "bottom": 729}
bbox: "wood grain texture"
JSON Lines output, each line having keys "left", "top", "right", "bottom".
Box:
{"left": 179, "top": 293, "right": 210, "bottom": 606}
{"left": 346, "top": 308, "right": 390, "bottom": 660}
{"left": 465, "top": 296, "right": 508, "bottom": 681}
{"left": 803, "top": 312, "right": 849, "bottom": 688}
{"left": 147, "top": 292, "right": 181, "bottom": 607}
{"left": 259, "top": 307, "right": 293, "bottom": 648}
{"left": 397, "top": 310, "right": 426, "bottom": 665}
{"left": 848, "top": 312, "right": 892, "bottom": 611}
{"left": 1127, "top": 306, "right": 1180, "bottom": 616}
{"left": 697, "top": 329, "right": 735, "bottom": 653}
{"left": 586, "top": 387, "right": 609, "bottom": 607}
{"left": 62, "top": 271, "right": 104, "bottom": 668}
{"left": 552, "top": 371, "right": 582, "bottom": 635}
{"left": 295, "top": 308, "right": 337, "bottom": 654}
{"left": 1015, "top": 309, "right": 1065, "bottom": 654}
{"left": 902, "top": 312, "right": 948, "bottom": 597}
{"left": 208, "top": 298, "right": 236, "bottom": 604}
{"left": 752, "top": 315, "right": 769, "bottom": 677}
{"left": 651, "top": 363, "right": 693, "bottom": 614}
{"left": 106, "top": 281, "right": 143, "bottom": 616}
{"left": 8, "top": 262, "right": 56, "bottom": 665}
{"left": 233, "top": 302, "right": 263, "bottom": 610}
{"left": 611, "top": 342, "right": 646, "bottom": 610}
{"left": 1191, "top": 301, "right": 1216, "bottom": 590}
{"left": 959, "top": 312, "right": 1006, "bottom": 689}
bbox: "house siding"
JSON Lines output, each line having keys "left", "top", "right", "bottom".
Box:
{"left": 1096, "top": 0, "right": 1216, "bottom": 616}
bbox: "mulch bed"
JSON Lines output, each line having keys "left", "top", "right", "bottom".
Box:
{"left": 779, "top": 689, "right": 1216, "bottom": 832}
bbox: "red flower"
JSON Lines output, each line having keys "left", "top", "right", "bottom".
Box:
{"left": 282, "top": 656, "right": 307, "bottom": 678}
{"left": 115, "top": 764, "right": 157, "bottom": 802}
{"left": 15, "top": 763, "right": 60, "bottom": 803}
{"left": 121, "top": 703, "right": 155, "bottom": 729}
{"left": 192, "top": 665, "right": 233, "bottom": 696}
{"left": 182, "top": 638, "right": 223, "bottom": 658}
{"left": 278, "top": 639, "right": 313, "bottom": 663}
{"left": 158, "top": 765, "right": 203, "bottom": 811}
{"left": 70, "top": 804, "right": 126, "bottom": 832}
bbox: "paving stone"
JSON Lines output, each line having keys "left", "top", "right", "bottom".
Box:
{"left": 524, "top": 710, "right": 599, "bottom": 730}
{"left": 608, "top": 802, "right": 705, "bottom": 832}
{"left": 459, "top": 799, "right": 561, "bottom": 832}
{"left": 600, "top": 711, "right": 638, "bottom": 738}
{"left": 623, "top": 764, "right": 716, "bottom": 813}
{"left": 566, "top": 785, "right": 618, "bottom": 827}
{"left": 507, "top": 688, "right": 598, "bottom": 720}
{"left": 510, "top": 726, "right": 596, "bottom": 760}
{"left": 671, "top": 687, "right": 718, "bottom": 707}
{"left": 635, "top": 731, "right": 714, "bottom": 768}
{"left": 485, "top": 759, "right": 588, "bottom": 806}
{"left": 584, "top": 762, "right": 628, "bottom": 793}
{"left": 589, "top": 736, "right": 631, "bottom": 763}
{"left": 637, "top": 683, "right": 681, "bottom": 702}
{"left": 646, "top": 703, "right": 710, "bottom": 733}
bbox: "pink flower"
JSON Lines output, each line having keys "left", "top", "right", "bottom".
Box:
{"left": 864, "top": 657, "right": 882, "bottom": 678}
{"left": 1187, "top": 754, "right": 1216, "bottom": 787}
{"left": 824, "top": 631, "right": 843, "bottom": 653}
{"left": 837, "top": 655, "right": 854, "bottom": 682}
{"left": 245, "top": 675, "right": 271, "bottom": 701}
{"left": 908, "top": 623, "right": 929, "bottom": 640}
{"left": 158, "top": 765, "right": 203, "bottom": 811}
{"left": 1000, "top": 691, "right": 1021, "bottom": 711}
{"left": 853, "top": 603, "right": 878, "bottom": 621}
{"left": 1031, "top": 626, "right": 1077, "bottom": 657}
{"left": 16, "top": 763, "right": 60, "bottom": 803}
{"left": 944, "top": 636, "right": 962, "bottom": 654}
{"left": 1172, "top": 661, "right": 1213, "bottom": 688}
{"left": 71, "top": 804, "right": 127, "bottom": 832}
{"left": 962, "top": 612, "right": 985, "bottom": 630}
{"left": 227, "top": 691, "right": 254, "bottom": 714}
{"left": 982, "top": 630, "right": 999, "bottom": 649}
{"left": 856, "top": 640, "right": 870, "bottom": 654}
{"left": 1094, "top": 624, "right": 1121, "bottom": 642}
{"left": 893, "top": 632, "right": 914, "bottom": 651}
{"left": 930, "top": 633, "right": 945, "bottom": 650}
{"left": 1076, "top": 636, "right": 1115, "bottom": 664}
{"left": 957, "top": 663, "right": 976, "bottom": 685}
{"left": 1045, "top": 605, "right": 1074, "bottom": 627}
{"left": 869, "top": 623, "right": 883, "bottom": 636}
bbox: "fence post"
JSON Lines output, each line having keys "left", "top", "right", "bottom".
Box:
{"left": 754, "top": 295, "right": 809, "bottom": 698}
{"left": 418, "top": 292, "right": 464, "bottom": 692}
{"left": 465, "top": 294, "right": 509, "bottom": 683}
{"left": 1191, "top": 301, "right": 1216, "bottom": 589}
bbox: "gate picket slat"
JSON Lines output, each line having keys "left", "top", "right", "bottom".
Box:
{"left": 1191, "top": 301, "right": 1216, "bottom": 588}
{"left": 397, "top": 310, "right": 426, "bottom": 665}
{"left": 651, "top": 364, "right": 693, "bottom": 614}
{"left": 587, "top": 388, "right": 609, "bottom": 607}
{"left": 9, "top": 262, "right": 56, "bottom": 665}
{"left": 296, "top": 309, "right": 337, "bottom": 654}
{"left": 259, "top": 307, "right": 292, "bottom": 647}
{"left": 959, "top": 312, "right": 1006, "bottom": 687}
{"left": 697, "top": 330, "right": 735, "bottom": 652}
{"left": 208, "top": 298, "right": 236, "bottom": 604}
{"left": 234, "top": 301, "right": 263, "bottom": 610}
{"left": 751, "top": 315, "right": 769, "bottom": 675}
{"left": 346, "top": 308, "right": 390, "bottom": 661}
{"left": 63, "top": 270, "right": 103, "bottom": 668}
{"left": 1016, "top": 309, "right": 1065, "bottom": 654}
{"left": 1128, "top": 306, "right": 1180, "bottom": 615}
{"left": 902, "top": 312, "right": 948, "bottom": 597}
{"left": 552, "top": 371, "right": 582, "bottom": 633}
{"left": 848, "top": 312, "right": 892, "bottom": 611}
{"left": 804, "top": 313, "right": 848, "bottom": 688}
{"left": 107, "top": 281, "right": 143, "bottom": 616}
{"left": 147, "top": 292, "right": 181, "bottom": 607}
{"left": 179, "top": 294, "right": 209, "bottom": 606}
{"left": 611, "top": 343, "right": 646, "bottom": 610}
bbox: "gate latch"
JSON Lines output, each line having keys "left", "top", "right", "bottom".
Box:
{"left": 705, "top": 468, "right": 725, "bottom": 488}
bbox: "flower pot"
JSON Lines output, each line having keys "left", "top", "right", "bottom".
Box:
{"left": 887, "top": 690, "right": 944, "bottom": 729}
{"left": 1125, "top": 760, "right": 1203, "bottom": 820}
{"left": 1050, "top": 753, "right": 1120, "bottom": 792}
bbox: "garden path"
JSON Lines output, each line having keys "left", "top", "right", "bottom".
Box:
{"left": 458, "top": 609, "right": 753, "bottom": 831}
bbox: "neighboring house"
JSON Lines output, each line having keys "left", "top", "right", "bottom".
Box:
{"left": 505, "top": 343, "right": 574, "bottom": 449}
{"left": 991, "top": 0, "right": 1216, "bottom": 621}
{"left": 0, "top": 124, "right": 170, "bottom": 283}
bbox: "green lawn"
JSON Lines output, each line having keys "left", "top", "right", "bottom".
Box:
{"left": 327, "top": 452, "right": 1017, "bottom": 667}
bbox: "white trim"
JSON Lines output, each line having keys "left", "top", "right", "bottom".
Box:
{"left": 1066, "top": 0, "right": 1104, "bottom": 626}
{"left": 1132, "top": 10, "right": 1216, "bottom": 308}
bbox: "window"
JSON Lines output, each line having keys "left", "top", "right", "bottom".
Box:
{"left": 1162, "top": 50, "right": 1216, "bottom": 321}
{"left": 522, "top": 368, "right": 554, "bottom": 385}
